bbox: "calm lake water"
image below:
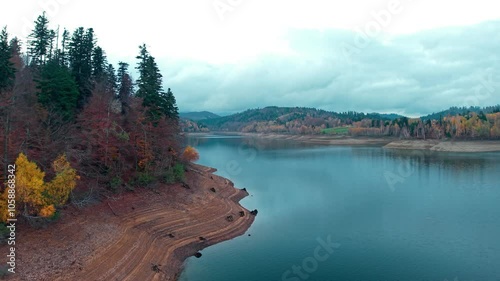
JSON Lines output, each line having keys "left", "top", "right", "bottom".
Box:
{"left": 180, "top": 135, "right": 500, "bottom": 281}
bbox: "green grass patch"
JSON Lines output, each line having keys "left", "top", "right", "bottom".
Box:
{"left": 162, "top": 163, "right": 185, "bottom": 184}
{"left": 135, "top": 172, "right": 156, "bottom": 187}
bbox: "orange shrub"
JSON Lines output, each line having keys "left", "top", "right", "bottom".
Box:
{"left": 182, "top": 146, "right": 199, "bottom": 162}
{"left": 39, "top": 205, "right": 56, "bottom": 218}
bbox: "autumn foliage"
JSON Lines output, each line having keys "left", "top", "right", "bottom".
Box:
{"left": 0, "top": 15, "right": 185, "bottom": 226}
{"left": 199, "top": 106, "right": 500, "bottom": 140}
{"left": 45, "top": 154, "right": 79, "bottom": 207}
{"left": 0, "top": 153, "right": 78, "bottom": 221}
{"left": 15, "top": 153, "right": 46, "bottom": 209}
{"left": 182, "top": 146, "right": 199, "bottom": 162}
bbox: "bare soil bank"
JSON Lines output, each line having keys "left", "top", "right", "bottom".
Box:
{"left": 1, "top": 164, "right": 254, "bottom": 281}
{"left": 208, "top": 132, "right": 395, "bottom": 146}
{"left": 384, "top": 140, "right": 500, "bottom": 152}
{"left": 201, "top": 132, "right": 500, "bottom": 152}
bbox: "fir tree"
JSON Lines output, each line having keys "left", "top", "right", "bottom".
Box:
{"left": 105, "top": 63, "right": 118, "bottom": 94}
{"left": 117, "top": 62, "right": 133, "bottom": 112}
{"left": 37, "top": 59, "right": 79, "bottom": 120}
{"left": 58, "top": 28, "right": 70, "bottom": 67}
{"left": 0, "top": 27, "right": 15, "bottom": 92}
{"left": 28, "top": 12, "right": 52, "bottom": 66}
{"left": 163, "top": 88, "right": 179, "bottom": 119}
{"left": 69, "top": 27, "right": 95, "bottom": 106}
{"left": 135, "top": 44, "right": 178, "bottom": 121}
{"left": 92, "top": 46, "right": 106, "bottom": 80}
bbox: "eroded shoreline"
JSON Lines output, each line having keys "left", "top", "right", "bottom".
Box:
{"left": 188, "top": 132, "right": 500, "bottom": 153}
{"left": 0, "top": 164, "right": 254, "bottom": 281}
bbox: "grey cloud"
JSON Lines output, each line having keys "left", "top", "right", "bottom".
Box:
{"left": 163, "top": 21, "right": 500, "bottom": 117}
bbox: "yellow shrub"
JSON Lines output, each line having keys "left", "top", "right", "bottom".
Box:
{"left": 0, "top": 191, "right": 9, "bottom": 222}
{"left": 44, "top": 154, "right": 78, "bottom": 207}
{"left": 8, "top": 153, "right": 79, "bottom": 220}
{"left": 15, "top": 153, "right": 46, "bottom": 207}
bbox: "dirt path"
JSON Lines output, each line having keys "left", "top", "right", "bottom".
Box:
{"left": 1, "top": 164, "right": 254, "bottom": 281}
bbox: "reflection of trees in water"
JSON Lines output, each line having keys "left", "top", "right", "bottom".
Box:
{"left": 239, "top": 137, "right": 315, "bottom": 150}
{"left": 352, "top": 148, "right": 499, "bottom": 191}
{"left": 186, "top": 135, "right": 316, "bottom": 151}
{"left": 186, "top": 135, "right": 243, "bottom": 148}
{"left": 187, "top": 135, "right": 499, "bottom": 191}
{"left": 352, "top": 148, "right": 498, "bottom": 172}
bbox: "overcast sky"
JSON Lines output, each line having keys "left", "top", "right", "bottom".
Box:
{"left": 2, "top": 0, "right": 500, "bottom": 116}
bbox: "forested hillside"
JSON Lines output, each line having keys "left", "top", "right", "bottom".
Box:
{"left": 199, "top": 106, "right": 401, "bottom": 133}
{"left": 180, "top": 111, "right": 220, "bottom": 121}
{"left": 421, "top": 106, "right": 500, "bottom": 120}
{"left": 197, "top": 105, "right": 500, "bottom": 139}
{"left": 0, "top": 13, "right": 191, "bottom": 222}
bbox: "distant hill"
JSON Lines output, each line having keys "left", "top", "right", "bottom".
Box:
{"left": 421, "top": 105, "right": 500, "bottom": 120}
{"left": 192, "top": 105, "right": 500, "bottom": 139}
{"left": 199, "top": 106, "right": 402, "bottom": 132}
{"left": 377, "top": 113, "right": 405, "bottom": 120}
{"left": 179, "top": 111, "right": 220, "bottom": 121}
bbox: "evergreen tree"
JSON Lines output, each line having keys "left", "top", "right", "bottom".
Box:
{"left": 117, "top": 61, "right": 129, "bottom": 86}
{"left": 117, "top": 62, "right": 133, "bottom": 111}
{"left": 105, "top": 63, "right": 117, "bottom": 94}
{"left": 135, "top": 44, "right": 178, "bottom": 121}
{"left": 37, "top": 59, "right": 79, "bottom": 120}
{"left": 0, "top": 27, "right": 15, "bottom": 92}
{"left": 9, "top": 37, "right": 23, "bottom": 70}
{"left": 58, "top": 28, "right": 70, "bottom": 67}
{"left": 69, "top": 27, "right": 95, "bottom": 106}
{"left": 68, "top": 27, "right": 85, "bottom": 72}
{"left": 47, "top": 29, "right": 56, "bottom": 61}
{"left": 163, "top": 88, "right": 179, "bottom": 119}
{"left": 28, "top": 12, "right": 52, "bottom": 66}
{"left": 92, "top": 46, "right": 106, "bottom": 79}
{"left": 136, "top": 44, "right": 162, "bottom": 99}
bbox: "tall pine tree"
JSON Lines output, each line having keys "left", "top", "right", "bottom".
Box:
{"left": 92, "top": 46, "right": 106, "bottom": 80}
{"left": 0, "top": 27, "right": 15, "bottom": 92}
{"left": 37, "top": 60, "right": 79, "bottom": 121}
{"left": 163, "top": 88, "right": 179, "bottom": 119}
{"left": 69, "top": 27, "right": 95, "bottom": 107}
{"left": 58, "top": 28, "right": 70, "bottom": 67}
{"left": 104, "top": 63, "right": 117, "bottom": 95}
{"left": 135, "top": 44, "right": 178, "bottom": 121}
{"left": 28, "top": 12, "right": 52, "bottom": 66}
{"left": 117, "top": 62, "right": 133, "bottom": 103}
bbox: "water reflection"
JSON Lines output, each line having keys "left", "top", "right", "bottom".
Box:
{"left": 181, "top": 134, "right": 500, "bottom": 281}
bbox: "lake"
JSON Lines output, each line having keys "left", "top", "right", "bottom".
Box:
{"left": 180, "top": 135, "right": 500, "bottom": 281}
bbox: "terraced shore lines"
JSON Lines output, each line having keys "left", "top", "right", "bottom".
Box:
{"left": 2, "top": 164, "right": 254, "bottom": 281}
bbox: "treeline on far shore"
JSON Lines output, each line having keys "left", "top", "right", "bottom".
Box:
{"left": 181, "top": 106, "right": 500, "bottom": 140}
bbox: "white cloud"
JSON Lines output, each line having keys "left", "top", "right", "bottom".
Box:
{"left": 1, "top": 0, "right": 500, "bottom": 116}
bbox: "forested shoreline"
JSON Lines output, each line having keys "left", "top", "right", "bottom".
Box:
{"left": 190, "top": 106, "right": 500, "bottom": 140}
{"left": 0, "top": 13, "right": 193, "bottom": 224}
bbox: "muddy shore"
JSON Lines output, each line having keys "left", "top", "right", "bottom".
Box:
{"left": 0, "top": 164, "right": 254, "bottom": 281}
{"left": 188, "top": 132, "right": 500, "bottom": 152}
